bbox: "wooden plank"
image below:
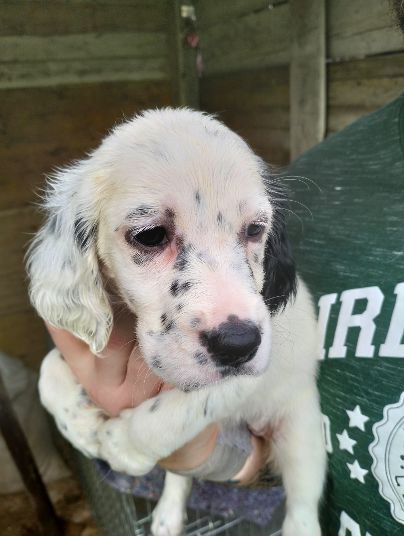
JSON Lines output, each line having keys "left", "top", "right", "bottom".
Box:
{"left": 327, "top": 53, "right": 404, "bottom": 134}
{"left": 228, "top": 126, "right": 290, "bottom": 163}
{"left": 0, "top": 208, "right": 42, "bottom": 316}
{"left": 289, "top": 0, "right": 326, "bottom": 159}
{"left": 200, "top": 67, "right": 290, "bottom": 165}
{"left": 0, "top": 57, "right": 168, "bottom": 89}
{"left": 329, "top": 51, "right": 404, "bottom": 81}
{"left": 328, "top": 0, "right": 404, "bottom": 60}
{"left": 200, "top": 67, "right": 289, "bottom": 110}
{"left": 1, "top": 33, "right": 166, "bottom": 62}
{"left": 0, "top": 32, "right": 169, "bottom": 88}
{"left": 0, "top": 1, "right": 168, "bottom": 35}
{"left": 0, "top": 310, "right": 49, "bottom": 370}
{"left": 199, "top": 3, "right": 290, "bottom": 75}
{"left": 0, "top": 80, "right": 172, "bottom": 210}
{"left": 168, "top": 0, "right": 199, "bottom": 107}
{"left": 219, "top": 109, "right": 290, "bottom": 131}
{"left": 197, "top": 0, "right": 279, "bottom": 28}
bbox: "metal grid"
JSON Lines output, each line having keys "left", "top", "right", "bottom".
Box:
{"left": 132, "top": 498, "right": 282, "bottom": 536}
{"left": 74, "top": 451, "right": 283, "bottom": 536}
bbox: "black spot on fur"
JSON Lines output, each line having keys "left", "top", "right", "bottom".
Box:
{"left": 253, "top": 253, "right": 260, "bottom": 264}
{"left": 217, "top": 211, "right": 224, "bottom": 225}
{"left": 170, "top": 279, "right": 180, "bottom": 296}
{"left": 74, "top": 217, "right": 98, "bottom": 252}
{"left": 261, "top": 168, "right": 297, "bottom": 314}
{"left": 195, "top": 191, "right": 201, "bottom": 205}
{"left": 149, "top": 398, "right": 161, "bottom": 412}
{"left": 151, "top": 356, "right": 163, "bottom": 369}
{"left": 164, "top": 320, "right": 175, "bottom": 333}
{"left": 174, "top": 238, "right": 191, "bottom": 271}
{"left": 246, "top": 260, "right": 254, "bottom": 280}
{"left": 183, "top": 382, "right": 201, "bottom": 392}
{"left": 161, "top": 313, "right": 167, "bottom": 325}
{"left": 203, "top": 397, "right": 210, "bottom": 417}
{"left": 132, "top": 253, "right": 143, "bottom": 265}
{"left": 190, "top": 317, "right": 201, "bottom": 328}
{"left": 170, "top": 279, "right": 193, "bottom": 296}
{"left": 176, "top": 302, "right": 184, "bottom": 311}
{"left": 194, "top": 351, "right": 208, "bottom": 366}
{"left": 165, "top": 208, "right": 175, "bottom": 220}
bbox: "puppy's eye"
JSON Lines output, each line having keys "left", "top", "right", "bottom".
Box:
{"left": 125, "top": 226, "right": 168, "bottom": 248}
{"left": 246, "top": 223, "right": 265, "bottom": 240}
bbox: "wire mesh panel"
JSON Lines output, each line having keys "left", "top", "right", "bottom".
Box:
{"left": 74, "top": 452, "right": 283, "bottom": 536}
{"left": 131, "top": 498, "right": 283, "bottom": 536}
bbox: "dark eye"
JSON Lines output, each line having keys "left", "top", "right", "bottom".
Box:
{"left": 246, "top": 223, "right": 265, "bottom": 239}
{"left": 125, "top": 226, "right": 168, "bottom": 248}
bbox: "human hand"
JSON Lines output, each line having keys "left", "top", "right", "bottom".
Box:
{"left": 46, "top": 306, "right": 164, "bottom": 417}
{"left": 46, "top": 307, "right": 267, "bottom": 482}
{"left": 46, "top": 307, "right": 220, "bottom": 471}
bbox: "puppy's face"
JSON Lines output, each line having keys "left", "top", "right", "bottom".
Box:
{"left": 28, "top": 109, "right": 295, "bottom": 391}
{"left": 97, "top": 111, "right": 277, "bottom": 390}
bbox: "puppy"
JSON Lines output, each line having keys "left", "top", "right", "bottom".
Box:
{"left": 27, "top": 108, "right": 326, "bottom": 536}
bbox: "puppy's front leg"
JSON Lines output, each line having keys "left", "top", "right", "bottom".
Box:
{"left": 272, "top": 384, "right": 326, "bottom": 536}
{"left": 151, "top": 472, "right": 192, "bottom": 536}
{"left": 99, "top": 377, "right": 255, "bottom": 474}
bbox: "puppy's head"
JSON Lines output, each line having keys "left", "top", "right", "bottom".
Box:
{"left": 27, "top": 109, "right": 296, "bottom": 390}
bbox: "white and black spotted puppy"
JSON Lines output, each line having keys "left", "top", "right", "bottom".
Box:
{"left": 27, "top": 108, "right": 326, "bottom": 536}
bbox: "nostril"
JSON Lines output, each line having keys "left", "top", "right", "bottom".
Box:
{"left": 200, "top": 317, "right": 261, "bottom": 367}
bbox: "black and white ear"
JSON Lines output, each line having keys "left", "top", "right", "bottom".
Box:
{"left": 261, "top": 172, "right": 297, "bottom": 314}
{"left": 27, "top": 166, "right": 112, "bottom": 354}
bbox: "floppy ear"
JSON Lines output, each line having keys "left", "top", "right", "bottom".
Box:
{"left": 27, "top": 164, "right": 113, "bottom": 354}
{"left": 261, "top": 171, "right": 297, "bottom": 314}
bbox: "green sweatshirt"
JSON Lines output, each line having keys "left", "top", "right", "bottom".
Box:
{"left": 286, "top": 94, "right": 404, "bottom": 536}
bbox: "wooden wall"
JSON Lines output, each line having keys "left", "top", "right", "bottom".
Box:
{"left": 2, "top": 1, "right": 403, "bottom": 369}
{"left": 198, "top": 0, "right": 404, "bottom": 165}
{"left": 0, "top": 0, "right": 173, "bottom": 369}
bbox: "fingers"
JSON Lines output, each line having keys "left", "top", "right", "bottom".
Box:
{"left": 232, "top": 435, "right": 269, "bottom": 485}
{"left": 46, "top": 323, "right": 95, "bottom": 381}
{"left": 95, "top": 306, "right": 137, "bottom": 386}
{"left": 159, "top": 424, "right": 219, "bottom": 472}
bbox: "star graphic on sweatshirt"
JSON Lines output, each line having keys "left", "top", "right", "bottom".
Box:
{"left": 347, "top": 460, "right": 368, "bottom": 483}
{"left": 336, "top": 429, "right": 357, "bottom": 454}
{"left": 346, "top": 405, "right": 369, "bottom": 431}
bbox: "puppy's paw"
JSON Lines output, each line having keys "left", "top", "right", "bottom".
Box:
{"left": 39, "top": 349, "right": 105, "bottom": 458}
{"left": 151, "top": 496, "right": 187, "bottom": 536}
{"left": 282, "top": 510, "right": 321, "bottom": 536}
{"left": 98, "top": 411, "right": 156, "bottom": 476}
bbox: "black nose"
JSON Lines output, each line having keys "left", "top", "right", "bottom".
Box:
{"left": 200, "top": 317, "right": 261, "bottom": 367}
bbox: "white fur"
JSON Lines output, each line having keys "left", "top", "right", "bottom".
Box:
{"left": 28, "top": 108, "right": 326, "bottom": 535}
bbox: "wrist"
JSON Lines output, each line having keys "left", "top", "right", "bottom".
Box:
{"left": 159, "top": 424, "right": 219, "bottom": 472}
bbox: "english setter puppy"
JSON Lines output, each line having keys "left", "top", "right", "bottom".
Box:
{"left": 27, "top": 108, "right": 326, "bottom": 536}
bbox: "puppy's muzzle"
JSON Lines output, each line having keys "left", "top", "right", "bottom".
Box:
{"left": 200, "top": 317, "right": 261, "bottom": 368}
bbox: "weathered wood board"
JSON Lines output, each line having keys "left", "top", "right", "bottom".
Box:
{"left": 0, "top": 0, "right": 168, "bottom": 35}
{"left": 197, "top": 2, "right": 290, "bottom": 76}
{"left": 0, "top": 78, "right": 172, "bottom": 367}
{"left": 200, "top": 66, "right": 290, "bottom": 165}
{"left": 328, "top": 52, "right": 404, "bottom": 134}
{"left": 328, "top": 0, "right": 404, "bottom": 60}
{"left": 197, "top": 0, "right": 403, "bottom": 75}
{"left": 289, "top": 0, "right": 326, "bottom": 159}
{"left": 0, "top": 80, "right": 172, "bottom": 211}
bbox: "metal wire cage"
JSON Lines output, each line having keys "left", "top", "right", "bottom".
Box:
{"left": 74, "top": 451, "right": 284, "bottom": 536}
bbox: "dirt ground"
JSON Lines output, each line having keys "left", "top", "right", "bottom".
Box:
{"left": 0, "top": 475, "right": 99, "bottom": 536}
